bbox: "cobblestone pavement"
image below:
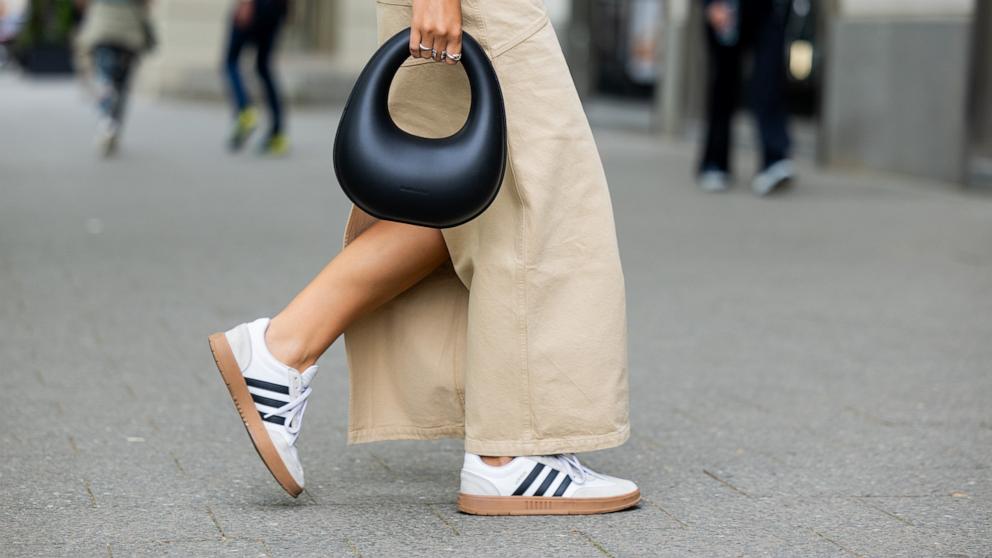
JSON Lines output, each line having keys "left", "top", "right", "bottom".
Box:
{"left": 2, "top": 75, "right": 991, "bottom": 557}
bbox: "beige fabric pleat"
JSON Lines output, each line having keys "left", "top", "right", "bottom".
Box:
{"left": 343, "top": 0, "right": 629, "bottom": 456}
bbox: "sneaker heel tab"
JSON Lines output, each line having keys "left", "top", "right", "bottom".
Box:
{"left": 224, "top": 322, "right": 253, "bottom": 371}
{"left": 246, "top": 317, "right": 273, "bottom": 351}
{"left": 459, "top": 468, "right": 501, "bottom": 496}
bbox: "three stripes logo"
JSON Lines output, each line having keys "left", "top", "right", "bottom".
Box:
{"left": 246, "top": 377, "right": 290, "bottom": 425}
{"left": 512, "top": 463, "right": 572, "bottom": 497}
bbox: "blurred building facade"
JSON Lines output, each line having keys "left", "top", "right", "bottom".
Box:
{"left": 139, "top": 0, "right": 989, "bottom": 186}
{"left": 139, "top": 0, "right": 377, "bottom": 103}
{"left": 656, "top": 0, "right": 988, "bottom": 184}
{"left": 818, "top": 0, "right": 974, "bottom": 183}
{"left": 138, "top": 0, "right": 571, "bottom": 103}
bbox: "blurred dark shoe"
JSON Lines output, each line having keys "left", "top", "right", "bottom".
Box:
{"left": 751, "top": 159, "right": 795, "bottom": 196}
{"left": 698, "top": 169, "right": 731, "bottom": 193}
{"left": 229, "top": 107, "right": 258, "bottom": 151}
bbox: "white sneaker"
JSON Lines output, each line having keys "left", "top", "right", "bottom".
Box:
{"left": 96, "top": 117, "right": 119, "bottom": 158}
{"left": 458, "top": 453, "right": 640, "bottom": 515}
{"left": 208, "top": 318, "right": 317, "bottom": 497}
{"left": 751, "top": 159, "right": 796, "bottom": 196}
{"left": 698, "top": 169, "right": 731, "bottom": 192}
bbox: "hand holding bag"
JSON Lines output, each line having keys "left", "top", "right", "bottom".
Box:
{"left": 333, "top": 28, "right": 507, "bottom": 229}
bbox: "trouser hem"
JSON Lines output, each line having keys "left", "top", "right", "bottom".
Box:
{"left": 464, "top": 424, "right": 630, "bottom": 456}
{"left": 348, "top": 424, "right": 466, "bottom": 445}
{"left": 347, "top": 423, "right": 631, "bottom": 457}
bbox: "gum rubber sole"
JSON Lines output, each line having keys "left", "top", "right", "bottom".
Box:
{"left": 457, "top": 489, "right": 640, "bottom": 516}
{"left": 208, "top": 332, "right": 303, "bottom": 498}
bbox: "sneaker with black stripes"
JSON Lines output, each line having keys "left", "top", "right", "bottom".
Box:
{"left": 208, "top": 318, "right": 317, "bottom": 497}
{"left": 457, "top": 453, "right": 640, "bottom": 515}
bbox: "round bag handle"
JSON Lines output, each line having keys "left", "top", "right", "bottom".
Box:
{"left": 333, "top": 28, "right": 507, "bottom": 229}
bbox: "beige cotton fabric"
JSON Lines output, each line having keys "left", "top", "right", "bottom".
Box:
{"left": 342, "top": 0, "right": 629, "bottom": 456}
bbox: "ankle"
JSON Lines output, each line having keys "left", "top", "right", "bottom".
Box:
{"left": 265, "top": 321, "right": 315, "bottom": 372}
{"left": 480, "top": 455, "right": 514, "bottom": 467}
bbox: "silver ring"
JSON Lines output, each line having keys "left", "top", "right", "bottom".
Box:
{"left": 418, "top": 43, "right": 431, "bottom": 51}
{"left": 431, "top": 48, "right": 437, "bottom": 58}
{"left": 447, "top": 52, "right": 462, "bottom": 62}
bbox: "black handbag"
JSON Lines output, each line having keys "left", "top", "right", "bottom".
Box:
{"left": 333, "top": 28, "right": 507, "bottom": 229}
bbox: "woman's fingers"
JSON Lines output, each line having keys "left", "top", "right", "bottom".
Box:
{"left": 431, "top": 35, "right": 447, "bottom": 63}
{"left": 444, "top": 32, "right": 462, "bottom": 65}
{"left": 417, "top": 28, "right": 435, "bottom": 59}
{"left": 410, "top": 0, "right": 462, "bottom": 63}
{"left": 409, "top": 27, "right": 423, "bottom": 58}
{"left": 431, "top": 26, "right": 461, "bottom": 64}
{"left": 420, "top": 29, "right": 435, "bottom": 59}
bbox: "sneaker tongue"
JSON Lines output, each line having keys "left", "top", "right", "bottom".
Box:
{"left": 530, "top": 455, "right": 575, "bottom": 474}
{"left": 529, "top": 455, "right": 560, "bottom": 468}
{"left": 528, "top": 454, "right": 597, "bottom": 483}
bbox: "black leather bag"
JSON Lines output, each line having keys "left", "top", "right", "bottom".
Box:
{"left": 333, "top": 28, "right": 507, "bottom": 229}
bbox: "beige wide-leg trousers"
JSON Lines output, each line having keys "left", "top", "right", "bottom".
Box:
{"left": 343, "top": 0, "right": 629, "bottom": 456}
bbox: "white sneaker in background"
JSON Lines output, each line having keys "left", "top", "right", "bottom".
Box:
{"left": 208, "top": 318, "right": 317, "bottom": 497}
{"left": 458, "top": 453, "right": 640, "bottom": 515}
{"left": 96, "top": 117, "right": 119, "bottom": 158}
{"left": 698, "top": 169, "right": 731, "bottom": 193}
{"left": 751, "top": 159, "right": 796, "bottom": 196}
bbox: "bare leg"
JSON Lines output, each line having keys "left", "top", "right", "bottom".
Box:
{"left": 267, "top": 222, "right": 519, "bottom": 462}
{"left": 265, "top": 220, "right": 449, "bottom": 371}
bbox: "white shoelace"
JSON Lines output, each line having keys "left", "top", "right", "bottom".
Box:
{"left": 547, "top": 453, "right": 595, "bottom": 485}
{"left": 262, "top": 385, "right": 312, "bottom": 443}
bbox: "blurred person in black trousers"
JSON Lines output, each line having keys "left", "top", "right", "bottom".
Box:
{"left": 698, "top": 0, "right": 795, "bottom": 196}
{"left": 224, "top": 0, "right": 288, "bottom": 155}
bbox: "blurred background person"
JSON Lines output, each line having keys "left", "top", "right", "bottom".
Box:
{"left": 698, "top": 0, "right": 795, "bottom": 196}
{"left": 224, "top": 0, "right": 288, "bottom": 156}
{"left": 0, "top": 0, "right": 13, "bottom": 68}
{"left": 75, "top": 0, "right": 154, "bottom": 157}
